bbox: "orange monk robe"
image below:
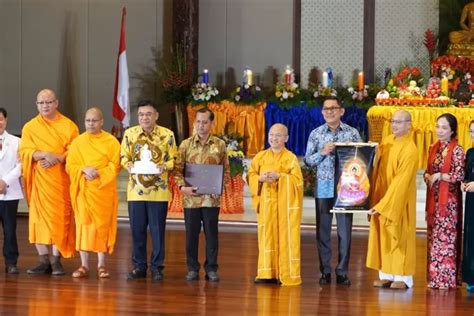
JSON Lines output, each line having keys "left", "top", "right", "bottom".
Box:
{"left": 366, "top": 133, "right": 418, "bottom": 276}
{"left": 248, "top": 148, "right": 303, "bottom": 286}
{"left": 19, "top": 113, "right": 79, "bottom": 258}
{"left": 66, "top": 131, "right": 121, "bottom": 254}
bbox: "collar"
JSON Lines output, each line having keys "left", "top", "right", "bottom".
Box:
{"left": 323, "top": 122, "right": 346, "bottom": 133}
{"left": 192, "top": 134, "right": 214, "bottom": 145}
{"left": 140, "top": 125, "right": 160, "bottom": 137}
{"left": 0, "top": 131, "right": 8, "bottom": 141}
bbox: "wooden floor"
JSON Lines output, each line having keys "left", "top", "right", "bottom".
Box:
{"left": 0, "top": 218, "right": 474, "bottom": 315}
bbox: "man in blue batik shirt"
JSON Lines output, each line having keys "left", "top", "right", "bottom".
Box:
{"left": 304, "top": 96, "right": 362, "bottom": 286}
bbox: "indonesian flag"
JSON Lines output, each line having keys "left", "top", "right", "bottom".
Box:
{"left": 112, "top": 7, "right": 130, "bottom": 127}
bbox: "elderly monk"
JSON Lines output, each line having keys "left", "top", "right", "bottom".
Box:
{"left": 66, "top": 107, "right": 120, "bottom": 278}
{"left": 366, "top": 110, "right": 418, "bottom": 289}
{"left": 247, "top": 123, "right": 303, "bottom": 286}
{"left": 20, "top": 89, "right": 79, "bottom": 275}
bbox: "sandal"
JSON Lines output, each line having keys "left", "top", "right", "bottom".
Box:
{"left": 72, "top": 266, "right": 89, "bottom": 278}
{"left": 97, "top": 266, "right": 110, "bottom": 279}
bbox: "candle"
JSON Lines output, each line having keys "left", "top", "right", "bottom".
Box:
{"left": 322, "top": 72, "right": 328, "bottom": 88}
{"left": 203, "top": 69, "right": 209, "bottom": 84}
{"left": 327, "top": 67, "right": 333, "bottom": 88}
{"left": 441, "top": 76, "right": 448, "bottom": 96}
{"left": 358, "top": 71, "right": 364, "bottom": 91}
{"left": 285, "top": 69, "right": 292, "bottom": 84}
{"left": 247, "top": 69, "right": 253, "bottom": 86}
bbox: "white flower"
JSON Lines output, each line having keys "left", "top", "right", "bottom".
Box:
{"left": 282, "top": 91, "right": 288, "bottom": 99}
{"left": 291, "top": 83, "right": 298, "bottom": 89}
{"left": 448, "top": 75, "right": 453, "bottom": 80}
{"left": 201, "top": 83, "right": 207, "bottom": 88}
{"left": 205, "top": 95, "right": 211, "bottom": 101}
{"left": 194, "top": 95, "right": 199, "bottom": 101}
{"left": 215, "top": 89, "right": 219, "bottom": 95}
{"left": 244, "top": 84, "right": 249, "bottom": 89}
{"left": 348, "top": 87, "right": 354, "bottom": 94}
{"left": 313, "top": 91, "right": 319, "bottom": 98}
{"left": 235, "top": 95, "right": 241, "bottom": 102}
{"left": 255, "top": 86, "right": 261, "bottom": 91}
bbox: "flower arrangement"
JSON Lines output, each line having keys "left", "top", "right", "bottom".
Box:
{"left": 274, "top": 82, "right": 300, "bottom": 102}
{"left": 338, "top": 83, "right": 379, "bottom": 109}
{"left": 393, "top": 66, "right": 424, "bottom": 88}
{"left": 301, "top": 165, "right": 315, "bottom": 197}
{"left": 190, "top": 82, "right": 220, "bottom": 105}
{"left": 231, "top": 84, "right": 263, "bottom": 104}
{"left": 311, "top": 84, "right": 337, "bottom": 99}
{"left": 161, "top": 45, "right": 194, "bottom": 105}
{"left": 219, "top": 134, "right": 246, "bottom": 177}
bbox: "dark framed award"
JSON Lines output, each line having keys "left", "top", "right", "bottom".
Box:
{"left": 184, "top": 163, "right": 224, "bottom": 195}
{"left": 330, "top": 142, "right": 377, "bottom": 213}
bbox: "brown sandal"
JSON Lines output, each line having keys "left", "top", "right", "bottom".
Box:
{"left": 97, "top": 266, "right": 110, "bottom": 278}
{"left": 72, "top": 266, "right": 89, "bottom": 278}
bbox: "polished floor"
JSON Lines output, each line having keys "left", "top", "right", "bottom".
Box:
{"left": 0, "top": 217, "right": 473, "bottom": 315}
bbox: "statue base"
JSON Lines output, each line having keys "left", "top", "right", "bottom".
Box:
{"left": 447, "top": 43, "right": 474, "bottom": 57}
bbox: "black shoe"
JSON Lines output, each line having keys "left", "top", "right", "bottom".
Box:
{"left": 5, "top": 265, "right": 19, "bottom": 274}
{"left": 51, "top": 260, "right": 65, "bottom": 276}
{"left": 151, "top": 270, "right": 163, "bottom": 281}
{"left": 127, "top": 268, "right": 146, "bottom": 280}
{"left": 185, "top": 271, "right": 199, "bottom": 281}
{"left": 336, "top": 274, "right": 351, "bottom": 285}
{"left": 205, "top": 271, "right": 220, "bottom": 282}
{"left": 27, "top": 262, "right": 52, "bottom": 275}
{"left": 319, "top": 273, "right": 331, "bottom": 285}
{"left": 254, "top": 278, "right": 279, "bottom": 284}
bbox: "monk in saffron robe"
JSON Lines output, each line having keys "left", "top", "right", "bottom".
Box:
{"left": 248, "top": 123, "right": 303, "bottom": 286}
{"left": 367, "top": 110, "right": 418, "bottom": 289}
{"left": 66, "top": 107, "right": 121, "bottom": 278}
{"left": 20, "top": 89, "right": 79, "bottom": 275}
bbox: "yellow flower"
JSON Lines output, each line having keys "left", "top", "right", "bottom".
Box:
{"left": 276, "top": 91, "right": 282, "bottom": 98}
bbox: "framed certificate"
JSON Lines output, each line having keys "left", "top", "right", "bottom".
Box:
{"left": 184, "top": 163, "right": 224, "bottom": 195}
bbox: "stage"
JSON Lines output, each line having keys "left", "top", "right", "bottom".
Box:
{"left": 1, "top": 217, "right": 473, "bottom": 314}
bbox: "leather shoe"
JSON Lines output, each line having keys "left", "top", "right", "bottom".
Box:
{"left": 373, "top": 279, "right": 392, "bottom": 288}
{"left": 336, "top": 274, "right": 351, "bottom": 285}
{"left": 27, "top": 262, "right": 52, "bottom": 275}
{"left": 319, "top": 273, "right": 331, "bottom": 285}
{"left": 127, "top": 268, "right": 146, "bottom": 280}
{"left": 185, "top": 271, "right": 199, "bottom": 281}
{"left": 390, "top": 281, "right": 408, "bottom": 289}
{"left": 151, "top": 270, "right": 163, "bottom": 281}
{"left": 205, "top": 271, "right": 220, "bottom": 282}
{"left": 254, "top": 278, "right": 279, "bottom": 284}
{"left": 5, "top": 265, "right": 19, "bottom": 274}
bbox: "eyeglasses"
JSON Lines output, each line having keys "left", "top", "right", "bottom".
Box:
{"left": 389, "top": 119, "right": 410, "bottom": 124}
{"left": 322, "top": 107, "right": 341, "bottom": 112}
{"left": 269, "top": 133, "right": 287, "bottom": 138}
{"left": 36, "top": 100, "right": 56, "bottom": 105}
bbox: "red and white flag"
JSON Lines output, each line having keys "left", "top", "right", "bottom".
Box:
{"left": 112, "top": 7, "right": 130, "bottom": 127}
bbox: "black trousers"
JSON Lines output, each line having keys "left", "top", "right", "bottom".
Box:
{"left": 128, "top": 201, "right": 168, "bottom": 272}
{"left": 315, "top": 198, "right": 353, "bottom": 275}
{"left": 0, "top": 200, "right": 19, "bottom": 265}
{"left": 184, "top": 207, "right": 219, "bottom": 273}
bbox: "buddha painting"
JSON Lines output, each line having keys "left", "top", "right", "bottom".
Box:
{"left": 448, "top": 1, "right": 474, "bottom": 56}
{"left": 336, "top": 156, "right": 370, "bottom": 207}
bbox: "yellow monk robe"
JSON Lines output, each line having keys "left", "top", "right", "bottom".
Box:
{"left": 19, "top": 113, "right": 79, "bottom": 258}
{"left": 66, "top": 131, "right": 121, "bottom": 254}
{"left": 366, "top": 133, "right": 418, "bottom": 276}
{"left": 248, "top": 148, "right": 303, "bottom": 286}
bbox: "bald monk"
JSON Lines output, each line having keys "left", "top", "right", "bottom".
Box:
{"left": 66, "top": 108, "right": 120, "bottom": 278}
{"left": 367, "top": 110, "right": 418, "bottom": 289}
{"left": 247, "top": 123, "right": 304, "bottom": 286}
{"left": 20, "top": 89, "right": 79, "bottom": 275}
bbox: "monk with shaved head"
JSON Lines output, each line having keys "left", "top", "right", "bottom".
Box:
{"left": 367, "top": 109, "right": 418, "bottom": 289}
{"left": 20, "top": 88, "right": 79, "bottom": 275}
{"left": 247, "top": 123, "right": 304, "bottom": 285}
{"left": 66, "top": 107, "right": 120, "bottom": 278}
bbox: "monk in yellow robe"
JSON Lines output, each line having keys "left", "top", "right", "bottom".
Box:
{"left": 20, "top": 89, "right": 79, "bottom": 275}
{"left": 367, "top": 110, "right": 418, "bottom": 289}
{"left": 66, "top": 107, "right": 121, "bottom": 278}
{"left": 248, "top": 123, "right": 303, "bottom": 286}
